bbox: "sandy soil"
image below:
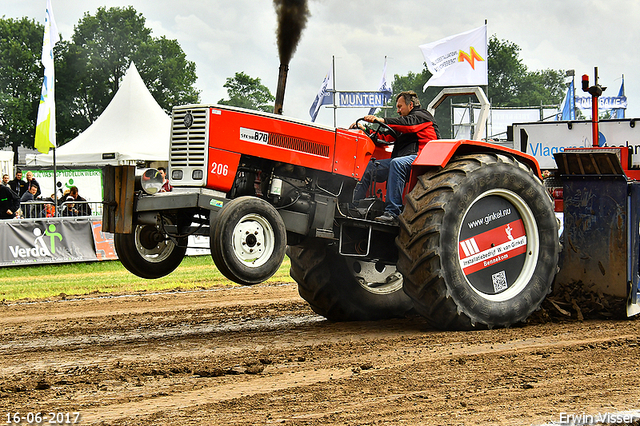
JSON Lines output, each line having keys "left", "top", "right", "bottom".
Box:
{"left": 1, "top": 282, "right": 640, "bottom": 425}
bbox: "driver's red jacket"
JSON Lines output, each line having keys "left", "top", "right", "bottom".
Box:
{"left": 382, "top": 107, "right": 440, "bottom": 158}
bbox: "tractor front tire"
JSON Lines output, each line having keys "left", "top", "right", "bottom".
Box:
{"left": 397, "top": 153, "right": 559, "bottom": 330}
{"left": 210, "top": 196, "right": 287, "bottom": 286}
{"left": 114, "top": 222, "right": 187, "bottom": 279}
{"left": 288, "top": 240, "right": 414, "bottom": 321}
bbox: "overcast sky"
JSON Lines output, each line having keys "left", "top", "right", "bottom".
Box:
{"left": 4, "top": 0, "right": 639, "bottom": 128}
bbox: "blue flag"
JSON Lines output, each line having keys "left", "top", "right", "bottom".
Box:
{"left": 368, "top": 60, "right": 392, "bottom": 115}
{"left": 613, "top": 77, "right": 625, "bottom": 119}
{"left": 309, "top": 68, "right": 334, "bottom": 122}
{"left": 560, "top": 80, "right": 575, "bottom": 121}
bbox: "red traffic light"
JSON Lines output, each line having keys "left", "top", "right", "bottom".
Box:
{"left": 582, "top": 74, "right": 589, "bottom": 92}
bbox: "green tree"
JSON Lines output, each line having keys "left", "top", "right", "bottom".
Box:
{"left": 0, "top": 17, "right": 43, "bottom": 161}
{"left": 486, "top": 36, "right": 525, "bottom": 106}
{"left": 56, "top": 6, "right": 199, "bottom": 143}
{"left": 488, "top": 35, "right": 565, "bottom": 107}
{"left": 135, "top": 36, "right": 200, "bottom": 113}
{"left": 218, "top": 72, "right": 275, "bottom": 112}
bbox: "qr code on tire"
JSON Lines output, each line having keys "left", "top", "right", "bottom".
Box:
{"left": 492, "top": 270, "right": 508, "bottom": 293}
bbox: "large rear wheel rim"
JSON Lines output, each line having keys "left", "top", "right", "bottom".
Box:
{"left": 457, "top": 189, "right": 539, "bottom": 302}
{"left": 346, "top": 259, "right": 404, "bottom": 295}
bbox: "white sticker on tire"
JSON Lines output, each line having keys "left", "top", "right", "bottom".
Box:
{"left": 492, "top": 270, "right": 508, "bottom": 293}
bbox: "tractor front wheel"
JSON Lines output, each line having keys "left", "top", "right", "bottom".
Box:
{"left": 114, "top": 220, "right": 187, "bottom": 279}
{"left": 210, "top": 196, "right": 287, "bottom": 286}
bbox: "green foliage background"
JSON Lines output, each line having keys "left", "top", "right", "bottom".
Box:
{"left": 0, "top": 6, "right": 200, "bottom": 152}
{"left": 0, "top": 10, "right": 567, "bottom": 156}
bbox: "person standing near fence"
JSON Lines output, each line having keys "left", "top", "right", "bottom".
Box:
{"left": 0, "top": 184, "right": 20, "bottom": 219}
{"left": 9, "top": 170, "right": 26, "bottom": 196}
{"left": 19, "top": 184, "right": 39, "bottom": 218}
{"left": 69, "top": 186, "right": 91, "bottom": 216}
{"left": 25, "top": 171, "right": 41, "bottom": 198}
{"left": 44, "top": 193, "right": 56, "bottom": 217}
{"left": 62, "top": 195, "right": 79, "bottom": 217}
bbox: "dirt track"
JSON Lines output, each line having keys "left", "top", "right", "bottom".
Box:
{"left": 1, "top": 282, "right": 640, "bottom": 425}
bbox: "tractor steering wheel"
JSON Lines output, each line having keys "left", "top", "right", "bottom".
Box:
{"left": 355, "top": 118, "right": 398, "bottom": 145}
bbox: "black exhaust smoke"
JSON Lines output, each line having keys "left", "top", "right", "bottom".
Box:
{"left": 273, "top": 0, "right": 309, "bottom": 114}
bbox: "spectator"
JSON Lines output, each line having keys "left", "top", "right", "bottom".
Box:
{"left": 20, "top": 184, "right": 38, "bottom": 202}
{"left": 0, "top": 184, "right": 20, "bottom": 219}
{"left": 43, "top": 194, "right": 56, "bottom": 218}
{"left": 3, "top": 174, "right": 20, "bottom": 202}
{"left": 62, "top": 196, "right": 79, "bottom": 217}
{"left": 25, "top": 171, "right": 41, "bottom": 198}
{"left": 20, "top": 184, "right": 39, "bottom": 218}
{"left": 68, "top": 186, "right": 91, "bottom": 216}
{"left": 58, "top": 189, "right": 71, "bottom": 206}
{"left": 158, "top": 167, "right": 173, "bottom": 192}
{"left": 9, "top": 170, "right": 26, "bottom": 196}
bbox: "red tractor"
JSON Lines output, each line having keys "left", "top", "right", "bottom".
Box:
{"left": 103, "top": 89, "right": 559, "bottom": 330}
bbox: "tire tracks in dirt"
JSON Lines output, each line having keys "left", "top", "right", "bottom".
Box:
{"left": 1, "top": 284, "right": 639, "bottom": 425}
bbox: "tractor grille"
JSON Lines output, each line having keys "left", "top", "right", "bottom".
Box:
{"left": 170, "top": 107, "right": 208, "bottom": 167}
{"left": 268, "top": 133, "right": 330, "bottom": 158}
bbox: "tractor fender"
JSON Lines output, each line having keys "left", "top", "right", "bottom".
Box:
{"left": 411, "top": 139, "right": 543, "bottom": 179}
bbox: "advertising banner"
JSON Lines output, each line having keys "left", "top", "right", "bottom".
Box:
{"left": 511, "top": 119, "right": 640, "bottom": 169}
{"left": 0, "top": 218, "right": 206, "bottom": 267}
{"left": 0, "top": 218, "right": 97, "bottom": 266}
{"left": 90, "top": 219, "right": 117, "bottom": 260}
{"left": 575, "top": 96, "right": 627, "bottom": 111}
{"left": 30, "top": 169, "right": 103, "bottom": 202}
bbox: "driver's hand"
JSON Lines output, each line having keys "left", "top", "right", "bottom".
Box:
{"left": 363, "top": 115, "right": 383, "bottom": 124}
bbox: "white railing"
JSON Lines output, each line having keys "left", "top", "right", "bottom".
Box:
{"left": 16, "top": 201, "right": 103, "bottom": 219}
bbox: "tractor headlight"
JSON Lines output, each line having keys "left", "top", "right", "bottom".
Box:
{"left": 192, "top": 169, "right": 203, "bottom": 180}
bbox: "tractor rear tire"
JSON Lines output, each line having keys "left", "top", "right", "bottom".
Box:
{"left": 397, "top": 153, "right": 559, "bottom": 330}
{"left": 288, "top": 240, "right": 414, "bottom": 321}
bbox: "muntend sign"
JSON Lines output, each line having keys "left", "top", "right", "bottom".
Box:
{"left": 338, "top": 91, "right": 390, "bottom": 108}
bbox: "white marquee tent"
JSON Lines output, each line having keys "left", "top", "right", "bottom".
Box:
{"left": 27, "top": 62, "right": 170, "bottom": 167}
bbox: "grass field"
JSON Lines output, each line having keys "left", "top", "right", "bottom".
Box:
{"left": 0, "top": 255, "right": 293, "bottom": 302}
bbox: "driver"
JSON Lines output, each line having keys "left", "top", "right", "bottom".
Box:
{"left": 351, "top": 90, "right": 440, "bottom": 225}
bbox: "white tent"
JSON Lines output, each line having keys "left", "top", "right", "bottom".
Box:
{"left": 27, "top": 62, "right": 170, "bottom": 166}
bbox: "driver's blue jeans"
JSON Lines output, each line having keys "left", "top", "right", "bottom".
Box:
{"left": 353, "top": 154, "right": 417, "bottom": 217}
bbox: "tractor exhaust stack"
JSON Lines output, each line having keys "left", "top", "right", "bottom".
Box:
{"left": 274, "top": 64, "right": 288, "bottom": 115}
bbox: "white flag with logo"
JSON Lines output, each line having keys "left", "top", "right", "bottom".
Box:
{"left": 309, "top": 67, "right": 334, "bottom": 122}
{"left": 420, "top": 25, "right": 487, "bottom": 90}
{"left": 34, "top": 0, "right": 60, "bottom": 154}
{"left": 369, "top": 59, "right": 392, "bottom": 115}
